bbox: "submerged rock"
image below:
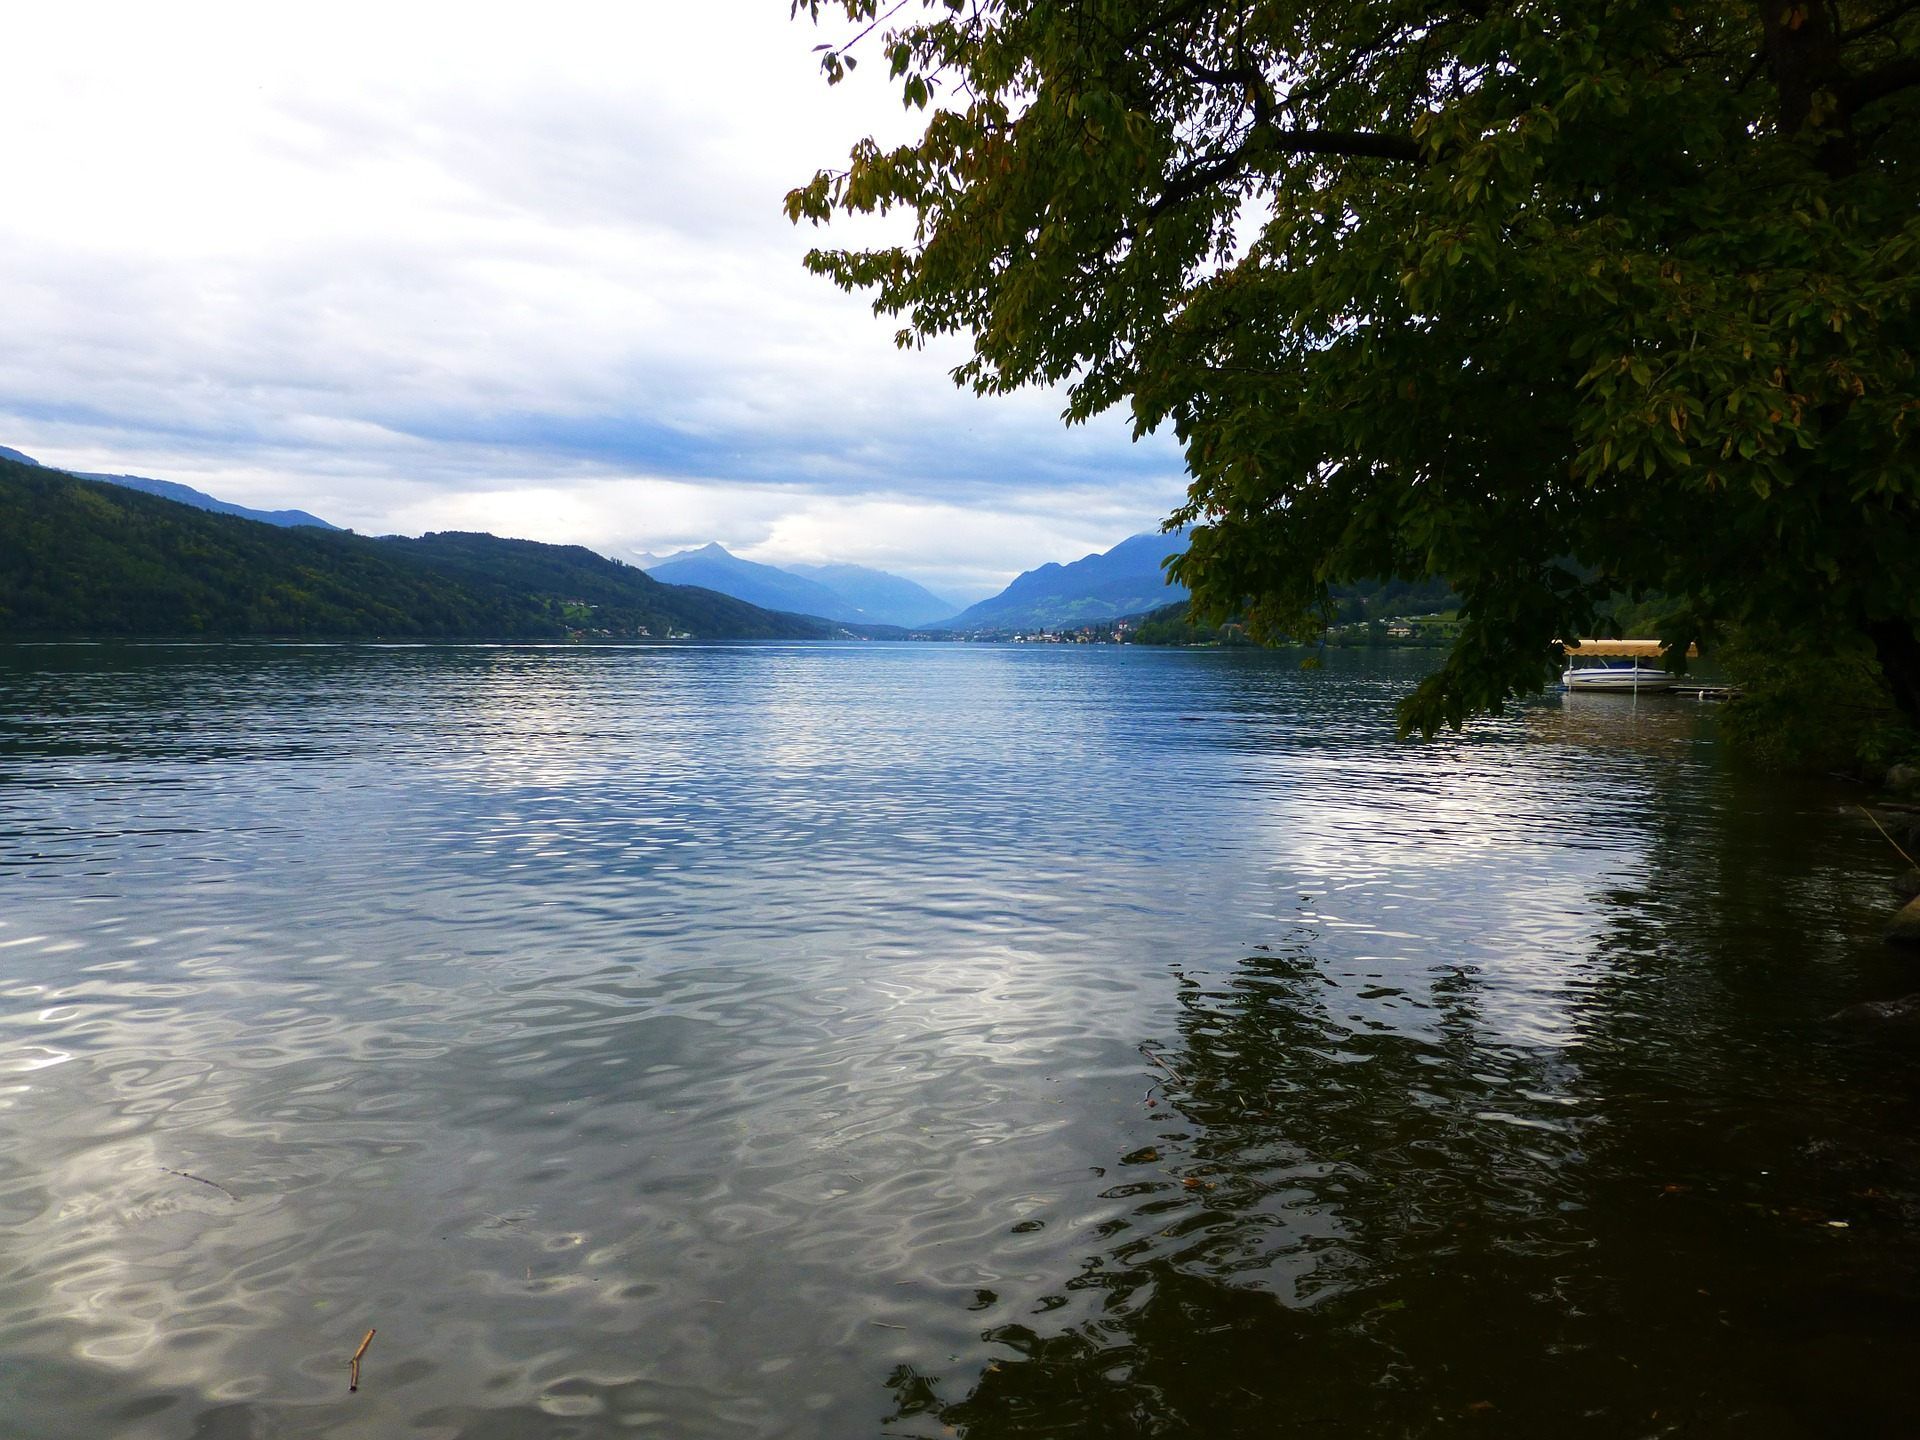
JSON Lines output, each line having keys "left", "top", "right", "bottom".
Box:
{"left": 1887, "top": 897, "right": 1920, "bottom": 947}
{"left": 1897, "top": 869, "right": 1920, "bottom": 904}
{"left": 1829, "top": 993, "right": 1920, "bottom": 1031}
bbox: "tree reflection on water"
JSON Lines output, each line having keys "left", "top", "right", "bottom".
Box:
{"left": 883, "top": 919, "right": 1920, "bottom": 1437}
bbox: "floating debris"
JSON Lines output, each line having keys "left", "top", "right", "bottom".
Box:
{"left": 349, "top": 1329, "right": 376, "bottom": 1393}
{"left": 159, "top": 1167, "right": 237, "bottom": 1203}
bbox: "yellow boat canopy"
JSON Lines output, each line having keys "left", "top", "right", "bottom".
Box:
{"left": 1559, "top": 638, "right": 1699, "bottom": 658}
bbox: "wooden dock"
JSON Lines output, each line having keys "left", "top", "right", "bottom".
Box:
{"left": 1670, "top": 683, "right": 1742, "bottom": 701}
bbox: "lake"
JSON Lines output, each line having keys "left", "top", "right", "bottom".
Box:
{"left": 2, "top": 642, "right": 1916, "bottom": 1438}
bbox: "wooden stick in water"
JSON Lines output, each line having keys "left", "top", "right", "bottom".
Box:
{"left": 1138, "top": 1043, "right": 1187, "bottom": 1086}
{"left": 349, "top": 1329, "right": 375, "bottom": 1393}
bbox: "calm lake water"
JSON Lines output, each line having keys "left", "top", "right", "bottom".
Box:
{"left": 2, "top": 643, "right": 1917, "bottom": 1438}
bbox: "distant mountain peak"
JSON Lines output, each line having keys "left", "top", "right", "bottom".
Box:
{"left": 637, "top": 540, "right": 736, "bottom": 567}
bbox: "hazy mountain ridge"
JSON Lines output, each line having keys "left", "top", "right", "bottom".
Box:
{"left": 638, "top": 546, "right": 962, "bottom": 628}
{"left": 640, "top": 544, "right": 869, "bottom": 623}
{"left": 783, "top": 562, "right": 961, "bottom": 628}
{"left": 1, "top": 444, "right": 340, "bottom": 530}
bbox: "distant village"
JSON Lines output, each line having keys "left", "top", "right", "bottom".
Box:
{"left": 894, "top": 610, "right": 1463, "bottom": 648}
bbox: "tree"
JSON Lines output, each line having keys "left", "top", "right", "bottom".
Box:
{"left": 788, "top": 0, "right": 1920, "bottom": 735}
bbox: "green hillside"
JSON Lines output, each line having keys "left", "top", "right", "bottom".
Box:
{"left": 0, "top": 455, "right": 835, "bottom": 641}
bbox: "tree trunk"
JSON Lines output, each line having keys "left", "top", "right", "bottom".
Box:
{"left": 1761, "top": 0, "right": 1858, "bottom": 173}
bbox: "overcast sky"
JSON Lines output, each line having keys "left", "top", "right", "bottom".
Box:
{"left": 0, "top": 2, "right": 1186, "bottom": 599}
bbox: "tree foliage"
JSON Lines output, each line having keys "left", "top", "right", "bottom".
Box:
{"left": 1716, "top": 625, "right": 1912, "bottom": 770}
{"left": 789, "top": 0, "right": 1920, "bottom": 734}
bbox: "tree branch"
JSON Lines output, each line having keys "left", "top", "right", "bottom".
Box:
{"left": 1841, "top": 53, "right": 1920, "bottom": 111}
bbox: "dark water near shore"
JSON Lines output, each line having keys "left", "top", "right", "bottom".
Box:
{"left": 2, "top": 642, "right": 1917, "bottom": 1438}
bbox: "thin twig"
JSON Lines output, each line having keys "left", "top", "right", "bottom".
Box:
{"left": 160, "top": 1167, "right": 238, "bottom": 1203}
{"left": 349, "top": 1329, "right": 375, "bottom": 1393}
{"left": 1860, "top": 806, "right": 1919, "bottom": 870}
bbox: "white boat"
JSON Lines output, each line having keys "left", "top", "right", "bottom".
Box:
{"left": 1562, "top": 662, "right": 1676, "bottom": 692}
{"left": 1559, "top": 639, "right": 1694, "bottom": 694}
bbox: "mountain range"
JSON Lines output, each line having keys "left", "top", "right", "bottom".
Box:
{"left": 638, "top": 533, "right": 1188, "bottom": 632}
{"left": 0, "top": 445, "right": 340, "bottom": 530}
{"left": 3, "top": 441, "right": 1195, "bottom": 635}
{"left": 0, "top": 452, "right": 852, "bottom": 642}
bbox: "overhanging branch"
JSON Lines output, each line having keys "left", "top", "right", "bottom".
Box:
{"left": 1151, "top": 128, "right": 1420, "bottom": 217}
